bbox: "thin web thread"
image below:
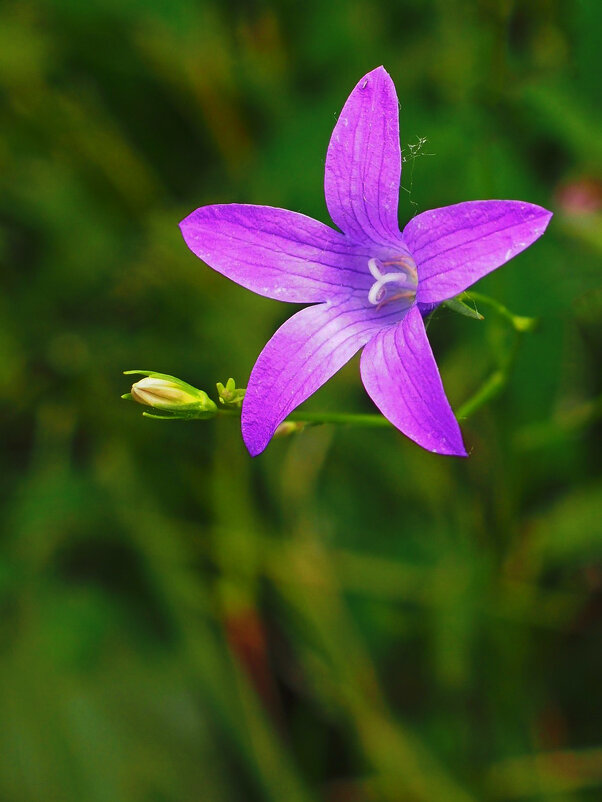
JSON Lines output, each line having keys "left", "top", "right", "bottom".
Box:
{"left": 401, "top": 135, "right": 435, "bottom": 216}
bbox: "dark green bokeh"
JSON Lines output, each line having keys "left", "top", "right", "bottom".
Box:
{"left": 1, "top": 1, "right": 601, "bottom": 800}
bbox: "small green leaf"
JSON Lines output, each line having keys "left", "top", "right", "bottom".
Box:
{"left": 443, "top": 295, "right": 484, "bottom": 320}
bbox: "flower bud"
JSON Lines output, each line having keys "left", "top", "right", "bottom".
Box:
{"left": 216, "top": 377, "right": 246, "bottom": 408}
{"left": 273, "top": 420, "right": 306, "bottom": 438}
{"left": 125, "top": 371, "right": 217, "bottom": 419}
{"left": 131, "top": 376, "right": 194, "bottom": 407}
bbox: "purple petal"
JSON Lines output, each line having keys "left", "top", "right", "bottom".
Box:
{"left": 242, "top": 298, "right": 400, "bottom": 456}
{"left": 180, "top": 204, "right": 371, "bottom": 303}
{"left": 324, "top": 66, "right": 403, "bottom": 248}
{"left": 401, "top": 200, "right": 552, "bottom": 306}
{"left": 360, "top": 305, "right": 467, "bottom": 456}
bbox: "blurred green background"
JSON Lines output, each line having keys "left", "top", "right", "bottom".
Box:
{"left": 1, "top": 0, "right": 601, "bottom": 800}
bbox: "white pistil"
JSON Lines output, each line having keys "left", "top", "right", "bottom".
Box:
{"left": 367, "top": 256, "right": 417, "bottom": 306}
{"left": 368, "top": 257, "right": 383, "bottom": 280}
{"left": 368, "top": 273, "right": 410, "bottom": 305}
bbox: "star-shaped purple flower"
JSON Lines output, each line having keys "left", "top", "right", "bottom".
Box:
{"left": 180, "top": 67, "right": 552, "bottom": 457}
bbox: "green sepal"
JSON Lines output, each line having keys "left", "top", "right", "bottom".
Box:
{"left": 443, "top": 295, "right": 484, "bottom": 320}
{"left": 141, "top": 411, "right": 198, "bottom": 421}
{"left": 124, "top": 369, "right": 208, "bottom": 398}
{"left": 462, "top": 292, "right": 538, "bottom": 332}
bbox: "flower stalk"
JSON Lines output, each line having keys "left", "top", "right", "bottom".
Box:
{"left": 123, "top": 291, "right": 534, "bottom": 434}
{"left": 462, "top": 291, "right": 537, "bottom": 332}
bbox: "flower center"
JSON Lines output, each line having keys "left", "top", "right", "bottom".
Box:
{"left": 367, "top": 256, "right": 418, "bottom": 307}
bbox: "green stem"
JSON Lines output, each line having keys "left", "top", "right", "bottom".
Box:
{"left": 131, "top": 347, "right": 522, "bottom": 429}
{"left": 456, "top": 370, "right": 507, "bottom": 419}
{"left": 463, "top": 292, "right": 537, "bottom": 332}
{"left": 456, "top": 333, "right": 520, "bottom": 420}
{"left": 216, "top": 337, "right": 520, "bottom": 429}
{"left": 141, "top": 390, "right": 514, "bottom": 427}
{"left": 219, "top": 391, "right": 498, "bottom": 428}
{"left": 128, "top": 292, "right": 534, "bottom": 430}
{"left": 217, "top": 407, "right": 392, "bottom": 427}
{"left": 288, "top": 411, "right": 392, "bottom": 427}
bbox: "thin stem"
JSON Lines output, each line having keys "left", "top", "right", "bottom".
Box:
{"left": 286, "top": 411, "right": 391, "bottom": 427}
{"left": 216, "top": 408, "right": 392, "bottom": 428}
{"left": 128, "top": 292, "right": 533, "bottom": 431}
{"left": 464, "top": 292, "right": 537, "bottom": 332}
{"left": 456, "top": 333, "right": 520, "bottom": 420}
{"left": 456, "top": 370, "right": 507, "bottom": 420}
{"left": 219, "top": 342, "right": 519, "bottom": 429}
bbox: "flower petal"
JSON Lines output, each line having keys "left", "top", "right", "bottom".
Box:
{"left": 360, "top": 305, "right": 466, "bottom": 456}
{"left": 324, "top": 66, "right": 403, "bottom": 247}
{"left": 242, "top": 299, "right": 400, "bottom": 456}
{"left": 180, "top": 204, "right": 371, "bottom": 303}
{"left": 401, "top": 200, "right": 552, "bottom": 306}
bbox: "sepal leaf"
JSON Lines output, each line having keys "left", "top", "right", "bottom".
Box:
{"left": 442, "top": 295, "right": 484, "bottom": 320}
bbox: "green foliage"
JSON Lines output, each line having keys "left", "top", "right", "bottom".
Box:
{"left": 1, "top": 0, "right": 601, "bottom": 800}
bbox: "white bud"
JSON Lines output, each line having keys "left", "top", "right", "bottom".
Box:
{"left": 130, "top": 376, "right": 200, "bottom": 409}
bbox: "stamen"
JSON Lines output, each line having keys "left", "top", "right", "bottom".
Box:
{"left": 376, "top": 290, "right": 415, "bottom": 310}
{"left": 382, "top": 257, "right": 418, "bottom": 283}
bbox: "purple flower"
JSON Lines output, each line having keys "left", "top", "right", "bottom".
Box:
{"left": 180, "top": 67, "right": 552, "bottom": 457}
